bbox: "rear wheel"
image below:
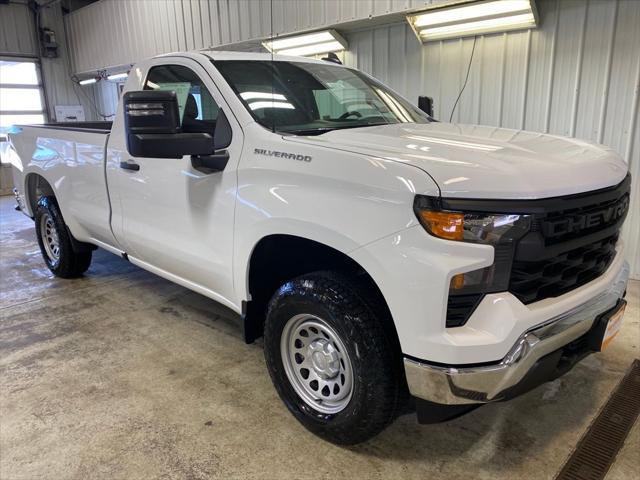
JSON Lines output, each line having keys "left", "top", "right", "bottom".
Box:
{"left": 34, "top": 196, "right": 92, "bottom": 278}
{"left": 264, "top": 271, "right": 402, "bottom": 445}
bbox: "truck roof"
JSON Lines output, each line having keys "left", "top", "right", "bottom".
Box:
{"left": 198, "top": 50, "right": 346, "bottom": 66}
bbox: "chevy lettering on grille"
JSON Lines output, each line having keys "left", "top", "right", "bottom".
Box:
{"left": 542, "top": 195, "right": 629, "bottom": 238}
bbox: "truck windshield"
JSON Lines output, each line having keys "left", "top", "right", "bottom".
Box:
{"left": 214, "top": 60, "right": 430, "bottom": 135}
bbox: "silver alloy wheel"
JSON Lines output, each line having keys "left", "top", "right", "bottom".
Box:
{"left": 281, "top": 314, "right": 354, "bottom": 414}
{"left": 40, "top": 213, "right": 60, "bottom": 262}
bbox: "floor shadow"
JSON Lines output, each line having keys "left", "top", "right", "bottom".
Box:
{"left": 347, "top": 359, "right": 605, "bottom": 473}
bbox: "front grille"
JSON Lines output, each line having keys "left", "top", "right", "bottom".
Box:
{"left": 438, "top": 174, "right": 630, "bottom": 326}
{"left": 510, "top": 234, "right": 618, "bottom": 304}
{"left": 540, "top": 195, "right": 629, "bottom": 246}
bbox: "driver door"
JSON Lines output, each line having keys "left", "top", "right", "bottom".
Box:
{"left": 107, "top": 59, "right": 241, "bottom": 309}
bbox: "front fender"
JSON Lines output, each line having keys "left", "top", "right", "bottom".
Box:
{"left": 233, "top": 217, "right": 364, "bottom": 303}
{"left": 233, "top": 127, "right": 441, "bottom": 304}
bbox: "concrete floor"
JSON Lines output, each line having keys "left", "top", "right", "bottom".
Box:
{"left": 1, "top": 195, "right": 638, "bottom": 480}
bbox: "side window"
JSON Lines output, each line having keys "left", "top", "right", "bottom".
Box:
{"left": 144, "top": 64, "right": 219, "bottom": 134}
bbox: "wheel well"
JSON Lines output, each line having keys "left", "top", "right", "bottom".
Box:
{"left": 25, "top": 173, "right": 54, "bottom": 215}
{"left": 244, "top": 234, "right": 399, "bottom": 350}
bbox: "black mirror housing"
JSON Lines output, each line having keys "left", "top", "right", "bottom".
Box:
{"left": 124, "top": 90, "right": 181, "bottom": 134}
{"left": 190, "top": 110, "right": 232, "bottom": 173}
{"left": 213, "top": 110, "right": 232, "bottom": 151}
{"left": 128, "top": 132, "right": 214, "bottom": 159}
{"left": 418, "top": 96, "right": 434, "bottom": 117}
{"left": 124, "top": 90, "right": 214, "bottom": 158}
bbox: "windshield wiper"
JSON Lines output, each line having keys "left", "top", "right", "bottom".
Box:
{"left": 283, "top": 123, "right": 391, "bottom": 136}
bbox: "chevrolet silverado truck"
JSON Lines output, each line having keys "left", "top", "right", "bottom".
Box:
{"left": 8, "top": 51, "right": 631, "bottom": 445}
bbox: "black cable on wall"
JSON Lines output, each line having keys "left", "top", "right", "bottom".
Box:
{"left": 449, "top": 36, "right": 478, "bottom": 123}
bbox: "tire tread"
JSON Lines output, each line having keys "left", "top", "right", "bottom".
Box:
{"left": 35, "top": 196, "right": 92, "bottom": 278}
{"left": 264, "top": 270, "right": 402, "bottom": 445}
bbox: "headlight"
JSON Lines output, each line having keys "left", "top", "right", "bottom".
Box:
{"left": 414, "top": 196, "right": 532, "bottom": 326}
{"left": 414, "top": 209, "right": 531, "bottom": 245}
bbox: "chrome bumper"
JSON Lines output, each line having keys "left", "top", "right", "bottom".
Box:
{"left": 405, "top": 261, "right": 630, "bottom": 405}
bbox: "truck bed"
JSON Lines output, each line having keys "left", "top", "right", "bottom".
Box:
{"left": 9, "top": 122, "right": 115, "bottom": 249}
{"left": 23, "top": 121, "right": 113, "bottom": 133}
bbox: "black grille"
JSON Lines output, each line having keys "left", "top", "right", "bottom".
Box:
{"left": 446, "top": 294, "right": 483, "bottom": 327}
{"left": 437, "top": 174, "right": 630, "bottom": 325}
{"left": 508, "top": 176, "right": 630, "bottom": 305}
{"left": 510, "top": 234, "right": 618, "bottom": 304}
{"left": 539, "top": 194, "right": 629, "bottom": 246}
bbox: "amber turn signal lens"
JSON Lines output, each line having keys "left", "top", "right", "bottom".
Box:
{"left": 450, "top": 273, "right": 465, "bottom": 290}
{"left": 417, "top": 210, "right": 464, "bottom": 240}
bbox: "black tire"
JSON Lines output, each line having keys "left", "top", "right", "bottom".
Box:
{"left": 264, "top": 271, "right": 402, "bottom": 445}
{"left": 34, "top": 196, "right": 92, "bottom": 278}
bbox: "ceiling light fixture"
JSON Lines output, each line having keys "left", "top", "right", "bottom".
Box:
{"left": 78, "top": 78, "right": 97, "bottom": 86}
{"left": 263, "top": 30, "right": 347, "bottom": 57}
{"left": 407, "top": 0, "right": 537, "bottom": 42}
{"left": 107, "top": 72, "right": 128, "bottom": 81}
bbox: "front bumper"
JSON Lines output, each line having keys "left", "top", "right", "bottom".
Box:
{"left": 405, "top": 260, "right": 630, "bottom": 405}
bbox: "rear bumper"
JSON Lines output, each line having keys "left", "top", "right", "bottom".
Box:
{"left": 405, "top": 260, "right": 629, "bottom": 405}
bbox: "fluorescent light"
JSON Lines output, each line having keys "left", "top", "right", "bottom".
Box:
{"left": 277, "top": 41, "right": 345, "bottom": 57}
{"left": 107, "top": 72, "right": 128, "bottom": 81}
{"left": 265, "top": 31, "right": 334, "bottom": 51}
{"left": 262, "top": 29, "right": 347, "bottom": 57}
{"left": 420, "top": 13, "right": 535, "bottom": 40}
{"left": 79, "top": 78, "right": 97, "bottom": 86}
{"left": 414, "top": 0, "right": 532, "bottom": 27}
{"left": 408, "top": 0, "right": 537, "bottom": 42}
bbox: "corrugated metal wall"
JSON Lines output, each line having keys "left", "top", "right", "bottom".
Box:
{"left": 64, "top": 0, "right": 451, "bottom": 74}
{"left": 0, "top": 1, "right": 38, "bottom": 57}
{"left": 38, "top": 3, "right": 99, "bottom": 121}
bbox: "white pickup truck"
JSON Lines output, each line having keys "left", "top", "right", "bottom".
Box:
{"left": 8, "top": 51, "right": 631, "bottom": 444}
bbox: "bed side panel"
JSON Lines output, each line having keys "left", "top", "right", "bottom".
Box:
{"left": 10, "top": 126, "right": 117, "bottom": 247}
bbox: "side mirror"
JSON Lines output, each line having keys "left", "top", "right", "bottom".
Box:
{"left": 213, "top": 109, "right": 232, "bottom": 150}
{"left": 418, "top": 96, "right": 434, "bottom": 117}
{"left": 191, "top": 110, "right": 233, "bottom": 173}
{"left": 124, "top": 90, "right": 214, "bottom": 158}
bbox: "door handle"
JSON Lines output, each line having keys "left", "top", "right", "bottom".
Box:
{"left": 191, "top": 150, "right": 229, "bottom": 173}
{"left": 120, "top": 160, "right": 140, "bottom": 171}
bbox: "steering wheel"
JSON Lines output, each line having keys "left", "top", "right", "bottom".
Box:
{"left": 338, "top": 111, "right": 362, "bottom": 120}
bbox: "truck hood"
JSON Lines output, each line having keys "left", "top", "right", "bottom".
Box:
{"left": 287, "top": 123, "right": 628, "bottom": 199}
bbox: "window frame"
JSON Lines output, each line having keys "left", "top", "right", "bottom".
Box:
{"left": 142, "top": 63, "right": 220, "bottom": 125}
{"left": 0, "top": 57, "right": 48, "bottom": 127}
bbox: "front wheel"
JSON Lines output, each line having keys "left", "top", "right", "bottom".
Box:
{"left": 264, "top": 271, "right": 402, "bottom": 445}
{"left": 34, "top": 196, "right": 92, "bottom": 278}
